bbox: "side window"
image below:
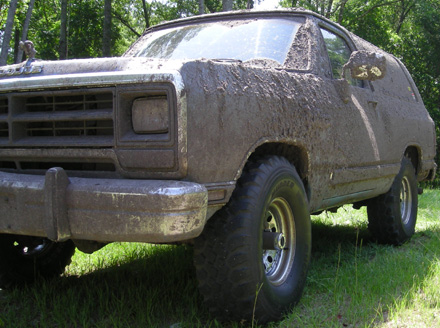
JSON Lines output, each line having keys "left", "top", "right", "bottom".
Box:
{"left": 320, "top": 28, "right": 362, "bottom": 87}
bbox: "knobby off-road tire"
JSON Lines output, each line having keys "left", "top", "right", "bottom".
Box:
{"left": 0, "top": 234, "right": 75, "bottom": 288}
{"left": 194, "top": 156, "right": 311, "bottom": 323}
{"left": 367, "top": 157, "right": 418, "bottom": 245}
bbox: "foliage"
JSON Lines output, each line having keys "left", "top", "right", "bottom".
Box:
{"left": 400, "top": 0, "right": 440, "bottom": 187}
{"left": 151, "top": 0, "right": 199, "bottom": 25}
{"left": 26, "top": 1, "right": 61, "bottom": 60}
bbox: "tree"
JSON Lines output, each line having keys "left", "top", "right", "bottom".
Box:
{"left": 397, "top": 0, "right": 440, "bottom": 185}
{"left": 152, "top": 0, "right": 199, "bottom": 24}
{"left": 0, "top": 0, "right": 19, "bottom": 65}
{"left": 394, "top": 0, "right": 416, "bottom": 34}
{"left": 222, "top": 0, "right": 233, "bottom": 11}
{"left": 103, "top": 0, "right": 112, "bottom": 56}
{"left": 68, "top": 1, "right": 105, "bottom": 58}
{"left": 59, "top": 0, "right": 68, "bottom": 59}
{"left": 141, "top": 0, "right": 151, "bottom": 27}
{"left": 205, "top": 0, "right": 222, "bottom": 12}
{"left": 0, "top": 1, "right": 9, "bottom": 27}
{"left": 16, "top": 0, "right": 36, "bottom": 63}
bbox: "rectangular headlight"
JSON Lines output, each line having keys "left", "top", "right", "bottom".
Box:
{"left": 132, "top": 96, "right": 169, "bottom": 134}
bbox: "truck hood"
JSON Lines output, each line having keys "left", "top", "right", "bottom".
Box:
{"left": 0, "top": 57, "right": 185, "bottom": 77}
{"left": 0, "top": 57, "right": 186, "bottom": 92}
{"left": 0, "top": 56, "right": 279, "bottom": 93}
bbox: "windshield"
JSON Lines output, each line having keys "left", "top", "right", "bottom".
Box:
{"left": 130, "top": 18, "right": 303, "bottom": 64}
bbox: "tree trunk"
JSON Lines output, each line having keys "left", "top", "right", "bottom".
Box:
{"left": 16, "top": 0, "right": 36, "bottom": 63}
{"left": 0, "top": 0, "right": 19, "bottom": 66}
{"left": 13, "top": 28, "right": 20, "bottom": 64}
{"left": 337, "top": 0, "right": 348, "bottom": 24}
{"left": 222, "top": 0, "right": 233, "bottom": 11}
{"left": 141, "top": 0, "right": 150, "bottom": 28}
{"left": 395, "top": 0, "right": 415, "bottom": 34}
{"left": 103, "top": 0, "right": 112, "bottom": 57}
{"left": 199, "top": 0, "right": 205, "bottom": 15}
{"left": 59, "top": 0, "right": 68, "bottom": 60}
{"left": 325, "top": 0, "right": 333, "bottom": 18}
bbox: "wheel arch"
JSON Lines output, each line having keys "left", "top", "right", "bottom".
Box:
{"left": 404, "top": 145, "right": 421, "bottom": 175}
{"left": 236, "top": 141, "right": 310, "bottom": 197}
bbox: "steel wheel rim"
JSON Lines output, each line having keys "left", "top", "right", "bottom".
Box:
{"left": 262, "top": 197, "right": 296, "bottom": 286}
{"left": 400, "top": 176, "right": 412, "bottom": 225}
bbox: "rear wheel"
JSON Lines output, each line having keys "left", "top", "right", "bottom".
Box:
{"left": 194, "top": 156, "right": 311, "bottom": 323}
{"left": 367, "top": 157, "right": 418, "bottom": 245}
{"left": 0, "top": 234, "right": 75, "bottom": 288}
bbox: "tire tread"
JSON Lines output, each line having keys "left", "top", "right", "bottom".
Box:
{"left": 194, "top": 156, "right": 309, "bottom": 323}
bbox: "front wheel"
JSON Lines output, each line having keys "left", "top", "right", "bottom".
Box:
{"left": 367, "top": 157, "right": 418, "bottom": 245}
{"left": 0, "top": 234, "right": 75, "bottom": 288}
{"left": 194, "top": 156, "right": 311, "bottom": 323}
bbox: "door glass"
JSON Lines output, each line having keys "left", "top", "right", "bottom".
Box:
{"left": 320, "top": 28, "right": 362, "bottom": 87}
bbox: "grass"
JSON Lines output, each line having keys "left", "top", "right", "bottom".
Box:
{"left": 0, "top": 189, "right": 439, "bottom": 328}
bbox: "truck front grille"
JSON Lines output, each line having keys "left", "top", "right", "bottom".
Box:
{"left": 0, "top": 88, "right": 114, "bottom": 147}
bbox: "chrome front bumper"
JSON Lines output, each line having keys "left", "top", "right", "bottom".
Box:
{"left": 0, "top": 168, "right": 207, "bottom": 243}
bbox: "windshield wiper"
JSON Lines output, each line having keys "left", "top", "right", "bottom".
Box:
{"left": 210, "top": 58, "right": 243, "bottom": 63}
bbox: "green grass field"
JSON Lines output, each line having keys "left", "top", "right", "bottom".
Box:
{"left": 0, "top": 189, "right": 439, "bottom": 328}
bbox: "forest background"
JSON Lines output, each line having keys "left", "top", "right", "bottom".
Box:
{"left": 0, "top": 0, "right": 439, "bottom": 185}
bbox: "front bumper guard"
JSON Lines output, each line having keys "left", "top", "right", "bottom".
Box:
{"left": 0, "top": 168, "right": 208, "bottom": 243}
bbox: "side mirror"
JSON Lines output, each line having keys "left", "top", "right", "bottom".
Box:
{"left": 343, "top": 50, "right": 386, "bottom": 81}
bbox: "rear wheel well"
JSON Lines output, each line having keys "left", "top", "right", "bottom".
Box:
{"left": 404, "top": 146, "right": 420, "bottom": 175}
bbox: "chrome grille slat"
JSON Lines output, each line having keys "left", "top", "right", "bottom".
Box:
{"left": 25, "top": 125, "right": 112, "bottom": 135}
{"left": 25, "top": 99, "right": 113, "bottom": 111}
{"left": 13, "top": 108, "right": 113, "bottom": 122}
{"left": 14, "top": 135, "right": 113, "bottom": 146}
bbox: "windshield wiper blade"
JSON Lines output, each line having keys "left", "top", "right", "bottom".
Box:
{"left": 210, "top": 58, "right": 243, "bottom": 63}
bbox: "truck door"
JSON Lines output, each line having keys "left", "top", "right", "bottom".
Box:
{"left": 319, "top": 27, "right": 388, "bottom": 207}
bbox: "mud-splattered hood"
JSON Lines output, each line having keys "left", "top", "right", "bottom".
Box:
{"left": 0, "top": 57, "right": 184, "bottom": 79}
{"left": 0, "top": 57, "right": 191, "bottom": 92}
{"left": 0, "top": 56, "right": 285, "bottom": 94}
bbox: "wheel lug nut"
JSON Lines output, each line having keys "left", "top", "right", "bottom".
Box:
{"left": 263, "top": 232, "right": 285, "bottom": 250}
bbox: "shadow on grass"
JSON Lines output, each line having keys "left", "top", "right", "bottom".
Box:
{"left": 1, "top": 218, "right": 439, "bottom": 328}
{"left": 0, "top": 245, "right": 216, "bottom": 328}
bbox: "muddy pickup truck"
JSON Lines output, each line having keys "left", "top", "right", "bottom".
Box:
{"left": 0, "top": 9, "right": 436, "bottom": 323}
